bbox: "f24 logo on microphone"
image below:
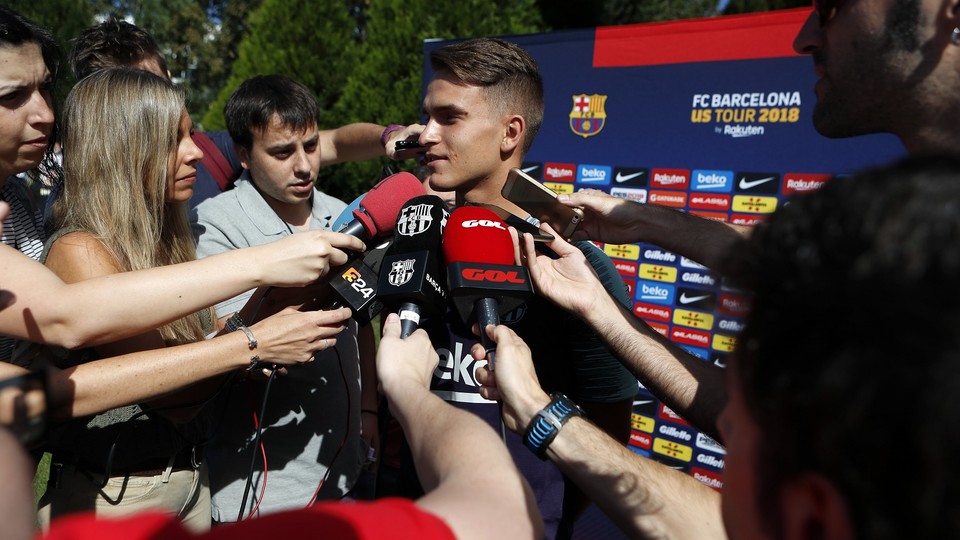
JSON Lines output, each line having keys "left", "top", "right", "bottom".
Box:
{"left": 342, "top": 267, "right": 375, "bottom": 299}
{"left": 461, "top": 268, "right": 526, "bottom": 284}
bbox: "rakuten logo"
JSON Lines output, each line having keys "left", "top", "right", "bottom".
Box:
{"left": 692, "top": 468, "right": 724, "bottom": 491}
{"left": 718, "top": 293, "right": 751, "bottom": 316}
{"left": 651, "top": 168, "right": 690, "bottom": 189}
{"left": 782, "top": 173, "right": 831, "bottom": 195}
{"left": 543, "top": 162, "right": 576, "bottom": 181}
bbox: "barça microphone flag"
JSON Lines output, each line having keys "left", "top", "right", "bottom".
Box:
{"left": 422, "top": 8, "right": 904, "bottom": 491}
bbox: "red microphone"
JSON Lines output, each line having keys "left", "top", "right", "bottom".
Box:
{"left": 338, "top": 172, "right": 426, "bottom": 243}
{"left": 442, "top": 206, "right": 532, "bottom": 369}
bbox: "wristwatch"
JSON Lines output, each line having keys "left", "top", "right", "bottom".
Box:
{"left": 523, "top": 392, "right": 584, "bottom": 460}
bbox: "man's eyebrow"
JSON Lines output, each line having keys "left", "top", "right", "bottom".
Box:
{"left": 423, "top": 103, "right": 467, "bottom": 116}
{"left": 265, "top": 141, "right": 296, "bottom": 153}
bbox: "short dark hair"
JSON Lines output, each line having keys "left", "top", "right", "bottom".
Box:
{"left": 224, "top": 75, "right": 320, "bottom": 152}
{"left": 0, "top": 6, "right": 61, "bottom": 178}
{"left": 70, "top": 19, "right": 169, "bottom": 81}
{"left": 430, "top": 38, "right": 544, "bottom": 156}
{"left": 735, "top": 154, "right": 960, "bottom": 540}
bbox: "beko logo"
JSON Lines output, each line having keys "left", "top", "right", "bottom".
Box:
{"left": 692, "top": 170, "right": 733, "bottom": 192}
{"left": 577, "top": 164, "right": 612, "bottom": 184}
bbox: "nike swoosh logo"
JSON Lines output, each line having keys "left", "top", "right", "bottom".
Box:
{"left": 521, "top": 165, "right": 539, "bottom": 174}
{"left": 679, "top": 293, "right": 710, "bottom": 304}
{"left": 633, "top": 400, "right": 655, "bottom": 406}
{"left": 738, "top": 176, "right": 776, "bottom": 190}
{"left": 616, "top": 171, "right": 645, "bottom": 183}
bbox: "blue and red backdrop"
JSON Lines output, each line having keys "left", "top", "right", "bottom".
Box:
{"left": 422, "top": 7, "right": 904, "bottom": 492}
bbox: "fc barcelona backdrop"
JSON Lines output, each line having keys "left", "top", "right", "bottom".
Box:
{"left": 422, "top": 8, "right": 904, "bottom": 490}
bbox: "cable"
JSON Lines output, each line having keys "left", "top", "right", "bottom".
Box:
{"left": 237, "top": 367, "right": 278, "bottom": 521}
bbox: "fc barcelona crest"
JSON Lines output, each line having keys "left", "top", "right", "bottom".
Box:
{"left": 569, "top": 94, "right": 607, "bottom": 138}
{"left": 388, "top": 259, "right": 416, "bottom": 287}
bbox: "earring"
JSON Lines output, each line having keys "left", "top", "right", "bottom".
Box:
{"left": 952, "top": 27, "right": 960, "bottom": 46}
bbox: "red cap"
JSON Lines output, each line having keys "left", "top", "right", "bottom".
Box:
{"left": 442, "top": 206, "right": 515, "bottom": 266}
{"left": 353, "top": 172, "right": 426, "bottom": 238}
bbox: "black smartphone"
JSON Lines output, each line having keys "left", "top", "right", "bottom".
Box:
{"left": 501, "top": 167, "right": 584, "bottom": 238}
{"left": 393, "top": 139, "right": 427, "bottom": 160}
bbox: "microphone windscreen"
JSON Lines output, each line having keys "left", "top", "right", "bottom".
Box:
{"left": 353, "top": 172, "right": 426, "bottom": 238}
{"left": 442, "top": 206, "right": 514, "bottom": 266}
{"left": 390, "top": 195, "right": 450, "bottom": 252}
{"left": 333, "top": 193, "right": 365, "bottom": 233}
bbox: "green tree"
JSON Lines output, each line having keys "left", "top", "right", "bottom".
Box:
{"left": 537, "top": 0, "right": 718, "bottom": 29}
{"left": 201, "top": 0, "right": 358, "bottom": 132}
{"left": 322, "top": 0, "right": 545, "bottom": 199}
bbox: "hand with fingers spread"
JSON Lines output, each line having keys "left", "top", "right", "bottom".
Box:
{"left": 518, "top": 223, "right": 612, "bottom": 319}
{"left": 472, "top": 324, "right": 550, "bottom": 434}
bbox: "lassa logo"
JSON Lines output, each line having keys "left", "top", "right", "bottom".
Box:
{"left": 461, "top": 268, "right": 525, "bottom": 283}
{"left": 461, "top": 219, "right": 506, "bottom": 230}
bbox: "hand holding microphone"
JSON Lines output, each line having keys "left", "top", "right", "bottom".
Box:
{"left": 442, "top": 206, "right": 533, "bottom": 369}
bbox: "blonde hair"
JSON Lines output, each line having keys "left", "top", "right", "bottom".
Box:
{"left": 56, "top": 68, "right": 208, "bottom": 344}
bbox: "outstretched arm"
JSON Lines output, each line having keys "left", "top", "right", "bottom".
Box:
{"left": 521, "top": 227, "right": 726, "bottom": 439}
{"left": 0, "top": 227, "right": 362, "bottom": 349}
{"left": 376, "top": 313, "right": 542, "bottom": 540}
{"left": 319, "top": 123, "right": 424, "bottom": 165}
{"left": 474, "top": 324, "right": 725, "bottom": 540}
{"left": 562, "top": 189, "right": 749, "bottom": 275}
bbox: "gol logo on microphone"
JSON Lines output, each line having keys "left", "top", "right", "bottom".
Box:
{"left": 461, "top": 268, "right": 526, "bottom": 284}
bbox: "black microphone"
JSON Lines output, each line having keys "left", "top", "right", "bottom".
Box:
{"left": 442, "top": 206, "right": 532, "bottom": 369}
{"left": 377, "top": 195, "right": 450, "bottom": 338}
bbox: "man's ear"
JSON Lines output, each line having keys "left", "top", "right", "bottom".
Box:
{"left": 501, "top": 114, "right": 525, "bottom": 154}
{"left": 236, "top": 144, "right": 251, "bottom": 170}
{"left": 780, "top": 473, "right": 855, "bottom": 540}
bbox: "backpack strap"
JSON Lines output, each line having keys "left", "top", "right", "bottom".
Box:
{"left": 193, "top": 131, "right": 237, "bottom": 191}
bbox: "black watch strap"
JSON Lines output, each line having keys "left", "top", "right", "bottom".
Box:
{"left": 523, "top": 393, "right": 583, "bottom": 460}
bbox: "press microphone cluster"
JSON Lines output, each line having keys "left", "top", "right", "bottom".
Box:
{"left": 328, "top": 172, "right": 427, "bottom": 324}
{"left": 442, "top": 206, "right": 533, "bottom": 367}
{"left": 376, "top": 195, "right": 451, "bottom": 337}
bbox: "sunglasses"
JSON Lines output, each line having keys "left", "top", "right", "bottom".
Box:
{"left": 813, "top": 0, "right": 846, "bottom": 26}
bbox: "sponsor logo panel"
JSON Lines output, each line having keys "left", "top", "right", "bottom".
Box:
{"left": 653, "top": 437, "right": 693, "bottom": 462}
{"left": 677, "top": 287, "right": 716, "bottom": 310}
{"left": 735, "top": 172, "right": 780, "bottom": 194}
{"left": 680, "top": 270, "right": 718, "bottom": 287}
{"left": 604, "top": 243, "right": 640, "bottom": 260}
{"left": 782, "top": 172, "right": 830, "bottom": 195}
{"left": 692, "top": 467, "right": 724, "bottom": 491}
{"left": 636, "top": 280, "right": 675, "bottom": 304}
{"left": 651, "top": 168, "right": 690, "bottom": 189}
{"left": 610, "top": 187, "right": 647, "bottom": 203}
{"left": 717, "top": 317, "right": 745, "bottom": 334}
{"left": 622, "top": 278, "right": 635, "bottom": 297}
{"left": 689, "top": 210, "right": 729, "bottom": 223}
{"left": 730, "top": 213, "right": 767, "bottom": 226}
{"left": 695, "top": 452, "right": 725, "bottom": 471}
{"left": 680, "top": 344, "right": 709, "bottom": 360}
{"left": 544, "top": 162, "right": 576, "bottom": 182}
{"left": 577, "top": 164, "right": 612, "bottom": 184}
{"left": 732, "top": 195, "right": 779, "bottom": 214}
{"left": 696, "top": 433, "right": 726, "bottom": 455}
{"left": 519, "top": 162, "right": 543, "bottom": 179}
{"left": 673, "top": 308, "right": 715, "bottom": 330}
{"left": 631, "top": 413, "right": 656, "bottom": 433}
{"left": 712, "top": 334, "right": 737, "bottom": 352}
{"left": 614, "top": 260, "right": 638, "bottom": 277}
{"left": 630, "top": 430, "right": 653, "bottom": 450}
{"left": 671, "top": 327, "right": 711, "bottom": 347}
{"left": 633, "top": 301, "right": 672, "bottom": 323}
{"left": 642, "top": 248, "right": 677, "bottom": 264}
{"left": 646, "top": 320, "right": 669, "bottom": 337}
{"left": 688, "top": 193, "right": 731, "bottom": 211}
{"left": 648, "top": 190, "right": 688, "bottom": 207}
{"left": 718, "top": 293, "right": 752, "bottom": 316}
{"left": 691, "top": 170, "right": 733, "bottom": 192}
{"left": 613, "top": 167, "right": 648, "bottom": 186}
{"left": 639, "top": 263, "right": 678, "bottom": 282}
{"left": 543, "top": 181, "right": 574, "bottom": 195}
{"left": 658, "top": 404, "right": 690, "bottom": 426}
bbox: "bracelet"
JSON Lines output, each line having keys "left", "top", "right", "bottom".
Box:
{"left": 523, "top": 393, "right": 584, "bottom": 460}
{"left": 380, "top": 124, "right": 405, "bottom": 147}
{"left": 225, "top": 312, "right": 261, "bottom": 370}
{"left": 361, "top": 409, "right": 379, "bottom": 417}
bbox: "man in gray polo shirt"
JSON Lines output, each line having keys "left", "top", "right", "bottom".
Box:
{"left": 191, "top": 75, "right": 383, "bottom": 521}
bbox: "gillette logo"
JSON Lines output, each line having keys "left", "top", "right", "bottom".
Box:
{"left": 643, "top": 249, "right": 677, "bottom": 263}
{"left": 577, "top": 164, "right": 612, "bottom": 184}
{"left": 692, "top": 170, "right": 733, "bottom": 192}
{"left": 637, "top": 281, "right": 675, "bottom": 304}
